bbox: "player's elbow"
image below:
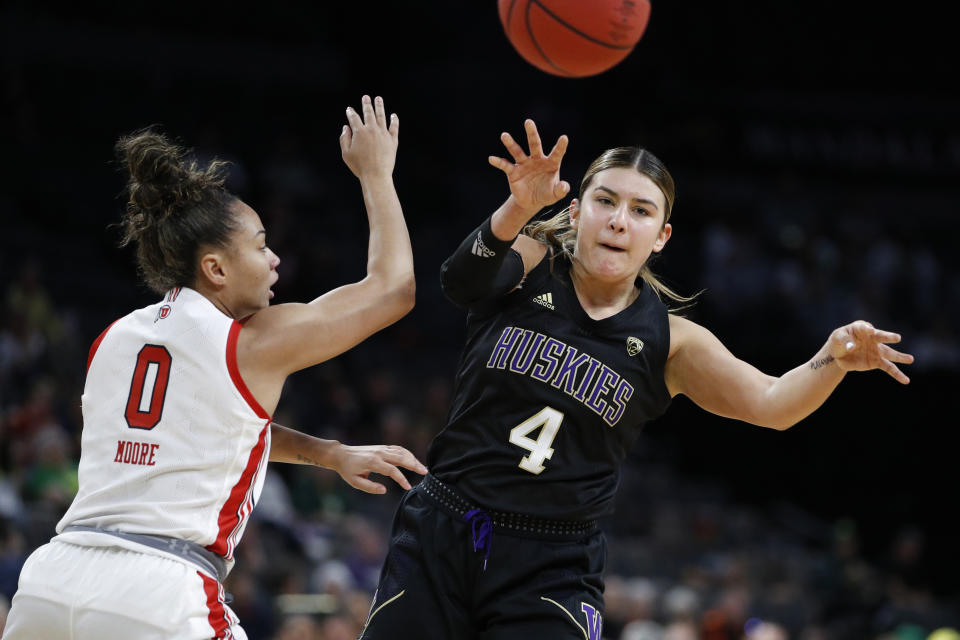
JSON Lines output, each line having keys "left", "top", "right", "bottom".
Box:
{"left": 766, "top": 419, "right": 798, "bottom": 431}
{"left": 396, "top": 274, "right": 416, "bottom": 314}
{"left": 380, "top": 272, "right": 417, "bottom": 320}
{"left": 753, "top": 412, "right": 801, "bottom": 431}
{"left": 737, "top": 402, "right": 797, "bottom": 431}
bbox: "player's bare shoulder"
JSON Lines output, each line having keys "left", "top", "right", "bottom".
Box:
{"left": 667, "top": 313, "right": 699, "bottom": 360}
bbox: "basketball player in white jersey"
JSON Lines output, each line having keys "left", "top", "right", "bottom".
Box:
{"left": 2, "top": 95, "right": 424, "bottom": 639}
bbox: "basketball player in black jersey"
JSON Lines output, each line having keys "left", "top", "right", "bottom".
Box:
{"left": 358, "top": 119, "right": 914, "bottom": 640}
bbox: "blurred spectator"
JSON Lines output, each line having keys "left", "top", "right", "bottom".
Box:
{"left": 271, "top": 614, "right": 324, "bottom": 640}
{"left": 0, "top": 518, "right": 27, "bottom": 601}
{"left": 21, "top": 424, "right": 77, "bottom": 511}
{"left": 746, "top": 620, "right": 789, "bottom": 640}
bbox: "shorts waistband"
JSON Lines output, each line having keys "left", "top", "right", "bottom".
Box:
{"left": 62, "top": 525, "right": 228, "bottom": 583}
{"left": 416, "top": 474, "right": 597, "bottom": 541}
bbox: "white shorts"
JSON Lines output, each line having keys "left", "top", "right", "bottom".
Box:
{"left": 2, "top": 539, "right": 247, "bottom": 639}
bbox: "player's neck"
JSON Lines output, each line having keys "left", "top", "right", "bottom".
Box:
{"left": 193, "top": 279, "right": 240, "bottom": 320}
{"left": 569, "top": 265, "right": 639, "bottom": 320}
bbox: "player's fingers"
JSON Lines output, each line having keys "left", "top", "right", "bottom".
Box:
{"left": 880, "top": 357, "right": 910, "bottom": 384}
{"left": 339, "top": 125, "right": 352, "bottom": 153}
{"left": 554, "top": 180, "right": 571, "bottom": 200}
{"left": 345, "top": 106, "right": 363, "bottom": 132}
{"left": 350, "top": 476, "right": 388, "bottom": 494}
{"left": 525, "top": 119, "right": 543, "bottom": 157}
{"left": 873, "top": 330, "right": 902, "bottom": 344}
{"left": 548, "top": 134, "right": 569, "bottom": 160}
{"left": 850, "top": 320, "right": 875, "bottom": 337}
{"left": 500, "top": 132, "right": 527, "bottom": 163}
{"left": 880, "top": 343, "right": 915, "bottom": 365}
{"left": 389, "top": 113, "right": 399, "bottom": 138}
{"left": 385, "top": 446, "right": 428, "bottom": 475}
{"left": 374, "top": 96, "right": 387, "bottom": 128}
{"left": 488, "top": 155, "right": 513, "bottom": 174}
{"left": 374, "top": 460, "right": 412, "bottom": 490}
{"left": 360, "top": 94, "right": 375, "bottom": 126}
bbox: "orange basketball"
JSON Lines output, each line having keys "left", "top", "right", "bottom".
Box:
{"left": 498, "top": 0, "right": 652, "bottom": 78}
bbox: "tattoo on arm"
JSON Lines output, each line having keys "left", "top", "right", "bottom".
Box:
{"left": 296, "top": 453, "right": 320, "bottom": 466}
{"left": 810, "top": 354, "right": 835, "bottom": 370}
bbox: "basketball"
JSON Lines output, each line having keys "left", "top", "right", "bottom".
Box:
{"left": 498, "top": 0, "right": 651, "bottom": 78}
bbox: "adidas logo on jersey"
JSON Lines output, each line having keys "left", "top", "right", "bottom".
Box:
{"left": 532, "top": 292, "right": 555, "bottom": 310}
{"left": 472, "top": 231, "right": 496, "bottom": 258}
{"left": 626, "top": 336, "right": 644, "bottom": 356}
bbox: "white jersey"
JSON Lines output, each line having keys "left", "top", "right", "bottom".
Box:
{"left": 57, "top": 287, "right": 272, "bottom": 566}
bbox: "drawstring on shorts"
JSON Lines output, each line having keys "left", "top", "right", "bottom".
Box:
{"left": 462, "top": 508, "right": 492, "bottom": 571}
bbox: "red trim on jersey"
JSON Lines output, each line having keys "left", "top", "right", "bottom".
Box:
{"left": 86, "top": 320, "right": 119, "bottom": 374}
{"left": 225, "top": 321, "right": 270, "bottom": 419}
{"left": 167, "top": 287, "right": 182, "bottom": 302}
{"left": 198, "top": 571, "right": 231, "bottom": 638}
{"left": 206, "top": 421, "right": 269, "bottom": 558}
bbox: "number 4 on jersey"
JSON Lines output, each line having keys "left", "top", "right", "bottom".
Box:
{"left": 509, "top": 406, "right": 564, "bottom": 474}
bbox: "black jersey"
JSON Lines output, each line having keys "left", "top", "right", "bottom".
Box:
{"left": 428, "top": 253, "right": 672, "bottom": 521}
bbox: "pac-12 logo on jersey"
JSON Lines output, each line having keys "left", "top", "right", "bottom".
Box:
{"left": 626, "top": 336, "right": 644, "bottom": 356}
{"left": 154, "top": 305, "right": 172, "bottom": 323}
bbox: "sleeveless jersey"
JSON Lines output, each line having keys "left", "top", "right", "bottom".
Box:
{"left": 428, "top": 254, "right": 672, "bottom": 521}
{"left": 57, "top": 287, "right": 272, "bottom": 565}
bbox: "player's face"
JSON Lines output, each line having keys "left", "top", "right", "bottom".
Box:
{"left": 570, "top": 167, "right": 671, "bottom": 285}
{"left": 224, "top": 201, "right": 280, "bottom": 317}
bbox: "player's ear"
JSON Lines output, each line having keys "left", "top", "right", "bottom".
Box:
{"left": 653, "top": 222, "right": 672, "bottom": 253}
{"left": 198, "top": 250, "right": 228, "bottom": 288}
{"left": 569, "top": 199, "right": 580, "bottom": 229}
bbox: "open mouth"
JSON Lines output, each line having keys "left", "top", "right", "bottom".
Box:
{"left": 600, "top": 243, "right": 626, "bottom": 252}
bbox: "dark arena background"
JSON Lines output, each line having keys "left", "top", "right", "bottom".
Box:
{"left": 1, "top": 3, "right": 957, "bottom": 639}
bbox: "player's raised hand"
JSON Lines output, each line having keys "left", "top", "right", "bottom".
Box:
{"left": 330, "top": 443, "right": 427, "bottom": 494}
{"left": 340, "top": 95, "right": 399, "bottom": 179}
{"left": 489, "top": 119, "right": 570, "bottom": 214}
{"left": 828, "top": 320, "right": 914, "bottom": 384}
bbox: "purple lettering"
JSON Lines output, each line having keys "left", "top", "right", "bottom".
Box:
{"left": 509, "top": 331, "right": 545, "bottom": 374}
{"left": 573, "top": 358, "right": 601, "bottom": 402}
{"left": 603, "top": 379, "right": 634, "bottom": 425}
{"left": 585, "top": 365, "right": 618, "bottom": 417}
{"left": 530, "top": 337, "right": 564, "bottom": 382}
{"left": 551, "top": 348, "right": 590, "bottom": 395}
{"left": 486, "top": 327, "right": 522, "bottom": 369}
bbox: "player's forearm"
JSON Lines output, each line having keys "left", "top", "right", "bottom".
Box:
{"left": 760, "top": 345, "right": 847, "bottom": 429}
{"left": 269, "top": 423, "right": 340, "bottom": 468}
{"left": 440, "top": 214, "right": 525, "bottom": 308}
{"left": 360, "top": 174, "right": 415, "bottom": 295}
{"left": 491, "top": 195, "right": 540, "bottom": 240}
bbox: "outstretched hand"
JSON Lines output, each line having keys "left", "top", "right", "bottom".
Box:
{"left": 340, "top": 95, "right": 399, "bottom": 179}
{"left": 331, "top": 443, "right": 427, "bottom": 494}
{"left": 828, "top": 320, "right": 914, "bottom": 384}
{"left": 489, "top": 119, "right": 570, "bottom": 213}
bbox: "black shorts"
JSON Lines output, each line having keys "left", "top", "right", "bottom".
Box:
{"left": 359, "top": 475, "right": 607, "bottom": 640}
